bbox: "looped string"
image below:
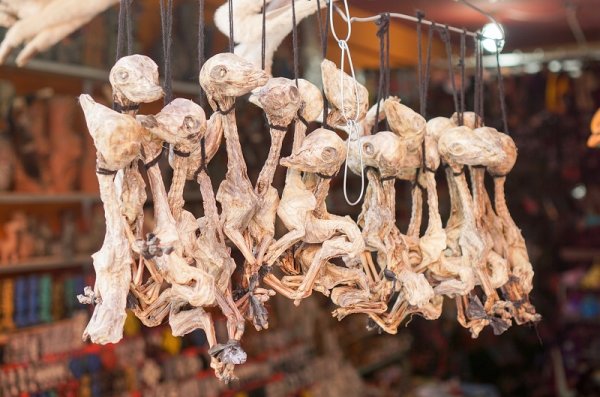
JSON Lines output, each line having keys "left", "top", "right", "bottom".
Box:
{"left": 439, "top": 26, "right": 460, "bottom": 121}
{"left": 160, "top": 0, "right": 174, "bottom": 105}
{"left": 198, "top": 0, "right": 206, "bottom": 107}
{"left": 329, "top": 0, "right": 365, "bottom": 205}
{"left": 372, "top": 13, "right": 390, "bottom": 134}
{"left": 228, "top": 0, "right": 234, "bottom": 53}
{"left": 495, "top": 42, "right": 509, "bottom": 134}
{"left": 458, "top": 29, "right": 467, "bottom": 126}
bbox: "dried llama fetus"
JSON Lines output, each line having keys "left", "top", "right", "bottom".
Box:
{"left": 246, "top": 77, "right": 302, "bottom": 272}
{"left": 321, "top": 59, "right": 369, "bottom": 127}
{"left": 437, "top": 126, "right": 514, "bottom": 336}
{"left": 78, "top": 94, "right": 144, "bottom": 171}
{"left": 0, "top": 0, "right": 119, "bottom": 65}
{"left": 78, "top": 69, "right": 156, "bottom": 344}
{"left": 347, "top": 130, "right": 437, "bottom": 329}
{"left": 200, "top": 53, "right": 268, "bottom": 267}
{"left": 109, "top": 54, "right": 164, "bottom": 109}
{"left": 263, "top": 128, "right": 365, "bottom": 304}
{"left": 214, "top": 0, "right": 323, "bottom": 74}
{"left": 139, "top": 98, "right": 207, "bottom": 219}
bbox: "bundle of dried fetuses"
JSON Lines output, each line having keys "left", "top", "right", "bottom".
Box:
{"left": 78, "top": 49, "right": 539, "bottom": 381}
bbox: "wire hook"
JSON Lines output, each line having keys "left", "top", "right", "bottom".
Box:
{"left": 328, "top": 0, "right": 365, "bottom": 205}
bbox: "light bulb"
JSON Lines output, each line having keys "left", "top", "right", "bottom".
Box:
{"left": 481, "top": 22, "right": 505, "bottom": 53}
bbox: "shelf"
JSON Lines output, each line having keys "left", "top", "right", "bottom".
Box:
{"left": 0, "top": 192, "right": 203, "bottom": 205}
{"left": 0, "top": 193, "right": 101, "bottom": 205}
{"left": 0, "top": 254, "right": 91, "bottom": 274}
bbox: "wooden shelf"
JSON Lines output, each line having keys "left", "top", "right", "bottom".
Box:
{"left": 0, "top": 191, "right": 203, "bottom": 205}
{"left": 0, "top": 193, "right": 101, "bottom": 205}
{"left": 0, "top": 254, "right": 91, "bottom": 274}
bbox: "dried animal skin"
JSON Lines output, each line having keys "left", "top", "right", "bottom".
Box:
{"left": 245, "top": 78, "right": 302, "bottom": 277}
{"left": 200, "top": 53, "right": 269, "bottom": 266}
{"left": 79, "top": 173, "right": 133, "bottom": 344}
{"left": 437, "top": 126, "right": 514, "bottom": 336}
{"left": 321, "top": 59, "right": 369, "bottom": 126}
{"left": 264, "top": 129, "right": 365, "bottom": 303}
{"left": 383, "top": 99, "right": 426, "bottom": 238}
{"left": 78, "top": 94, "right": 144, "bottom": 171}
{"left": 110, "top": 54, "right": 164, "bottom": 108}
{"left": 214, "top": 0, "right": 322, "bottom": 74}
{"left": 118, "top": 164, "right": 147, "bottom": 240}
{"left": 0, "top": 0, "right": 118, "bottom": 65}
{"left": 140, "top": 98, "right": 207, "bottom": 219}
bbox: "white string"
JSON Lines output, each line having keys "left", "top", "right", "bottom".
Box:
{"left": 329, "top": 0, "right": 365, "bottom": 206}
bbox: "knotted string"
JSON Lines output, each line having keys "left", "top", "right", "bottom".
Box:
{"left": 291, "top": 0, "right": 299, "bottom": 86}
{"left": 439, "top": 26, "right": 460, "bottom": 120}
{"left": 228, "top": 0, "right": 234, "bottom": 53}
{"left": 495, "top": 43, "right": 509, "bottom": 134}
{"left": 372, "top": 13, "right": 390, "bottom": 134}
{"left": 416, "top": 11, "right": 424, "bottom": 115}
{"left": 198, "top": 0, "right": 206, "bottom": 107}
{"left": 160, "top": 0, "right": 174, "bottom": 104}
{"left": 418, "top": 16, "right": 434, "bottom": 171}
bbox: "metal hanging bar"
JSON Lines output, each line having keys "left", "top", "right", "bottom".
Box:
{"left": 332, "top": 0, "right": 506, "bottom": 43}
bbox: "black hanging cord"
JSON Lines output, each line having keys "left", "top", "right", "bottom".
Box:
{"left": 261, "top": 0, "right": 266, "bottom": 70}
{"left": 291, "top": 0, "right": 299, "bottom": 86}
{"left": 321, "top": 0, "right": 330, "bottom": 128}
{"left": 198, "top": 0, "right": 206, "bottom": 107}
{"left": 228, "top": 0, "right": 234, "bottom": 53}
{"left": 495, "top": 44, "right": 509, "bottom": 134}
{"left": 422, "top": 22, "right": 434, "bottom": 119}
{"left": 160, "top": 0, "right": 174, "bottom": 105}
{"left": 473, "top": 33, "right": 484, "bottom": 127}
{"left": 372, "top": 13, "right": 390, "bottom": 134}
{"left": 439, "top": 26, "right": 460, "bottom": 120}
{"left": 315, "top": 0, "right": 324, "bottom": 51}
{"left": 126, "top": 0, "right": 133, "bottom": 55}
{"left": 458, "top": 29, "right": 466, "bottom": 126}
{"left": 116, "top": 0, "right": 132, "bottom": 61}
{"left": 416, "top": 11, "right": 424, "bottom": 116}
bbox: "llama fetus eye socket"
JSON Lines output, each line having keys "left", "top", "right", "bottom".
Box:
{"left": 363, "top": 142, "right": 374, "bottom": 156}
{"left": 450, "top": 143, "right": 465, "bottom": 156}
{"left": 322, "top": 147, "right": 337, "bottom": 161}
{"left": 211, "top": 66, "right": 228, "bottom": 79}
{"left": 183, "top": 116, "right": 200, "bottom": 135}
{"left": 117, "top": 69, "right": 129, "bottom": 81}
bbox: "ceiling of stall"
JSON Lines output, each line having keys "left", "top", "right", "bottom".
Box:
{"left": 349, "top": 0, "right": 600, "bottom": 51}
